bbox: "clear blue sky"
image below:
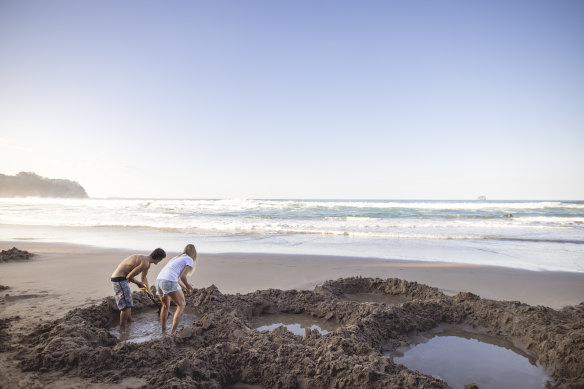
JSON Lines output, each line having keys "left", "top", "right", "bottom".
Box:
{"left": 1, "top": 1, "right": 583, "bottom": 199}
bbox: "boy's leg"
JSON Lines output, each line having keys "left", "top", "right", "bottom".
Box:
{"left": 115, "top": 280, "right": 133, "bottom": 331}
{"left": 120, "top": 308, "right": 131, "bottom": 332}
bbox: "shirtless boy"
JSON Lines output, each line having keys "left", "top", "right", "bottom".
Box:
{"left": 111, "top": 248, "right": 166, "bottom": 331}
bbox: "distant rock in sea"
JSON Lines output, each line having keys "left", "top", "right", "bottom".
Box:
{"left": 0, "top": 172, "right": 88, "bottom": 198}
{"left": 477, "top": 195, "right": 486, "bottom": 201}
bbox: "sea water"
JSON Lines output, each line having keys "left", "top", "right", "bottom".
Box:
{"left": 0, "top": 198, "right": 582, "bottom": 272}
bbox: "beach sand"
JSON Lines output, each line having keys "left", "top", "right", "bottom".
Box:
{"left": 1, "top": 241, "right": 583, "bottom": 387}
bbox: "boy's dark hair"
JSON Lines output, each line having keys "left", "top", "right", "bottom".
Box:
{"left": 150, "top": 248, "right": 166, "bottom": 261}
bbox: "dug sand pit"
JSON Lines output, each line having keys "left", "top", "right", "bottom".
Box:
{"left": 387, "top": 325, "right": 551, "bottom": 389}
{"left": 251, "top": 312, "right": 341, "bottom": 335}
{"left": 10, "top": 277, "right": 584, "bottom": 388}
{"left": 108, "top": 308, "right": 197, "bottom": 343}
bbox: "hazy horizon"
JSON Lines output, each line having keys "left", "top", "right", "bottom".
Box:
{"left": 1, "top": 171, "right": 583, "bottom": 200}
{"left": 47, "top": 195, "right": 584, "bottom": 201}
{"left": 1, "top": 1, "right": 583, "bottom": 199}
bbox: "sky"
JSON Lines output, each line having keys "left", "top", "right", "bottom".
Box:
{"left": 0, "top": 1, "right": 583, "bottom": 199}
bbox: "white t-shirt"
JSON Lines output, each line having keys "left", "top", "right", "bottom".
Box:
{"left": 156, "top": 254, "right": 194, "bottom": 282}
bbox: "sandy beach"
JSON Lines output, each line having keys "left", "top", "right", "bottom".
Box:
{"left": 3, "top": 0, "right": 584, "bottom": 386}
{"left": 1, "top": 241, "right": 583, "bottom": 388}
{"left": 1, "top": 241, "right": 582, "bottom": 313}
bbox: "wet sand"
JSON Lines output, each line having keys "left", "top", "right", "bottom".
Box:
{"left": 9, "top": 277, "right": 584, "bottom": 388}
{"left": 1, "top": 241, "right": 582, "bottom": 316}
{"left": 1, "top": 241, "right": 583, "bottom": 388}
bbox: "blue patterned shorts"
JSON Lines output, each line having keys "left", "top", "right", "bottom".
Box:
{"left": 112, "top": 279, "right": 133, "bottom": 310}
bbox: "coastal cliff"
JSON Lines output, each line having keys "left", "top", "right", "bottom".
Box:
{"left": 0, "top": 172, "right": 88, "bottom": 198}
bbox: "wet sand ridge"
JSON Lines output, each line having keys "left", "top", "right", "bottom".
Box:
{"left": 9, "top": 277, "right": 584, "bottom": 388}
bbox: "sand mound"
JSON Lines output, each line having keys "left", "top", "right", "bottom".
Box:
{"left": 0, "top": 247, "right": 33, "bottom": 263}
{"left": 0, "top": 317, "right": 18, "bottom": 352}
{"left": 12, "top": 277, "right": 584, "bottom": 388}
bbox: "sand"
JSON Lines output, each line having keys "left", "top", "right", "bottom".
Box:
{"left": 1, "top": 241, "right": 583, "bottom": 388}
{"left": 1, "top": 241, "right": 582, "bottom": 313}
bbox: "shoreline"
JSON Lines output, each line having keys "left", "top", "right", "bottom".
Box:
{"left": 1, "top": 240, "right": 583, "bottom": 312}
{"left": 1, "top": 222, "right": 583, "bottom": 274}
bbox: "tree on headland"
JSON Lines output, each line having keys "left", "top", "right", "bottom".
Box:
{"left": 0, "top": 172, "right": 88, "bottom": 198}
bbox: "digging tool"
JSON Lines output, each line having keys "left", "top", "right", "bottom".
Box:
{"left": 141, "top": 287, "right": 162, "bottom": 314}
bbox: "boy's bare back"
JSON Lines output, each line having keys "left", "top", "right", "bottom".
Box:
{"left": 111, "top": 254, "right": 150, "bottom": 278}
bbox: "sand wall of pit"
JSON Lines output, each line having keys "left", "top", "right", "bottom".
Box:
{"left": 13, "top": 277, "right": 584, "bottom": 388}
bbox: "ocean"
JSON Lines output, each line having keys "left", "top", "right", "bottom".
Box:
{"left": 0, "top": 198, "right": 582, "bottom": 272}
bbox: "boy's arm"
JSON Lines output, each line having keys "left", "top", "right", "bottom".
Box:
{"left": 140, "top": 261, "right": 152, "bottom": 291}
{"left": 126, "top": 260, "right": 147, "bottom": 289}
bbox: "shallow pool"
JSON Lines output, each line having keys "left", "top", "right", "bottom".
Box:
{"left": 109, "top": 309, "right": 197, "bottom": 343}
{"left": 251, "top": 312, "right": 340, "bottom": 335}
{"left": 386, "top": 327, "right": 550, "bottom": 389}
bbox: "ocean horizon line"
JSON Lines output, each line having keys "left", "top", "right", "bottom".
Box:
{"left": 4, "top": 196, "right": 582, "bottom": 202}
{"left": 92, "top": 197, "right": 584, "bottom": 201}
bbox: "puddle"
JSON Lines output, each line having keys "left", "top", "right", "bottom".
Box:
{"left": 441, "top": 289, "right": 458, "bottom": 297}
{"left": 251, "top": 313, "right": 340, "bottom": 335}
{"left": 386, "top": 327, "right": 550, "bottom": 389}
{"left": 341, "top": 293, "right": 411, "bottom": 305}
{"left": 109, "top": 309, "right": 197, "bottom": 343}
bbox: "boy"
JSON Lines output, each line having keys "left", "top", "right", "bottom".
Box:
{"left": 111, "top": 248, "right": 166, "bottom": 332}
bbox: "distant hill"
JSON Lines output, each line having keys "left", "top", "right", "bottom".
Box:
{"left": 0, "top": 172, "right": 88, "bottom": 198}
